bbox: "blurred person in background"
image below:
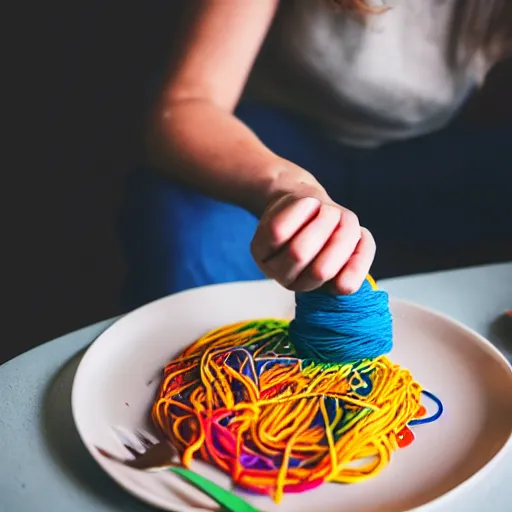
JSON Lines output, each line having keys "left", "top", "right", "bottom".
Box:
{"left": 120, "top": 0, "right": 512, "bottom": 311}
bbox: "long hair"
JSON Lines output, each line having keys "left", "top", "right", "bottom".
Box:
{"left": 327, "top": 0, "right": 512, "bottom": 65}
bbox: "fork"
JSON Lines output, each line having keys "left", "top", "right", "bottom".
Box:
{"left": 96, "top": 428, "right": 261, "bottom": 512}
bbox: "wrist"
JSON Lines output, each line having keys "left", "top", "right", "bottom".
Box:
{"left": 259, "top": 160, "right": 329, "bottom": 215}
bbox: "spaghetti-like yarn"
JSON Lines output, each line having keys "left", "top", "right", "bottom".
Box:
{"left": 152, "top": 276, "right": 443, "bottom": 504}
{"left": 153, "top": 319, "right": 443, "bottom": 504}
{"left": 289, "top": 277, "right": 393, "bottom": 363}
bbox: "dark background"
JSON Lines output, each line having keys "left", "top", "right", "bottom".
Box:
{"left": 4, "top": 3, "right": 180, "bottom": 364}
{"left": 3, "top": 3, "right": 512, "bottom": 364}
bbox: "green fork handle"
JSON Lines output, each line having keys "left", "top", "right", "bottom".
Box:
{"left": 169, "top": 466, "right": 262, "bottom": 512}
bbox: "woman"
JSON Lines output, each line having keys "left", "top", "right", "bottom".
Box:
{"left": 120, "top": 0, "right": 512, "bottom": 311}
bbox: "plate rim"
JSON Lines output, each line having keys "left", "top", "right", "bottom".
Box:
{"left": 71, "top": 279, "right": 512, "bottom": 512}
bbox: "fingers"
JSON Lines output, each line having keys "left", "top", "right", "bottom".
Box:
{"left": 329, "top": 227, "right": 376, "bottom": 295}
{"left": 251, "top": 194, "right": 376, "bottom": 294}
{"left": 290, "top": 210, "right": 362, "bottom": 291}
{"left": 251, "top": 196, "right": 321, "bottom": 262}
{"left": 262, "top": 204, "right": 342, "bottom": 286}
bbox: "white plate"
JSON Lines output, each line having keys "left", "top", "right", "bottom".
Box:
{"left": 72, "top": 280, "right": 512, "bottom": 512}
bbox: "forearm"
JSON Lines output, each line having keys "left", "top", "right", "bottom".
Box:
{"left": 146, "top": 99, "right": 327, "bottom": 217}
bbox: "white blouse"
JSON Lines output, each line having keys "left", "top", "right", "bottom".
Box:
{"left": 244, "top": 0, "right": 490, "bottom": 147}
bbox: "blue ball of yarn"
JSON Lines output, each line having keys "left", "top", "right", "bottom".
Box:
{"left": 289, "top": 278, "right": 393, "bottom": 364}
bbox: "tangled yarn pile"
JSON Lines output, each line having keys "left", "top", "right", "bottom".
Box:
{"left": 152, "top": 277, "right": 442, "bottom": 502}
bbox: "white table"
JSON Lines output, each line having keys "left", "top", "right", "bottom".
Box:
{"left": 1, "top": 263, "right": 511, "bottom": 511}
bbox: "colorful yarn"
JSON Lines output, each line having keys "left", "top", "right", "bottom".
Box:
{"left": 152, "top": 316, "right": 443, "bottom": 503}
{"left": 289, "top": 277, "right": 392, "bottom": 363}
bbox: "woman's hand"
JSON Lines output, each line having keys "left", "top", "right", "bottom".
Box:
{"left": 251, "top": 188, "right": 376, "bottom": 294}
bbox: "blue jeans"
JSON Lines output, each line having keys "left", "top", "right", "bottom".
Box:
{"left": 119, "top": 103, "right": 512, "bottom": 311}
